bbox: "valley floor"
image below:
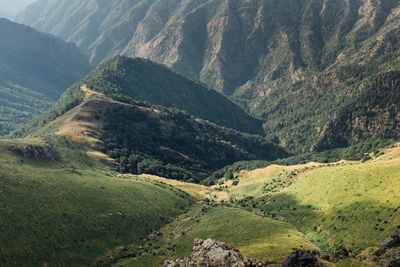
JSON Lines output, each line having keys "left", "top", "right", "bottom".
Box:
{"left": 113, "top": 144, "right": 400, "bottom": 266}
{"left": 1, "top": 136, "right": 399, "bottom": 266}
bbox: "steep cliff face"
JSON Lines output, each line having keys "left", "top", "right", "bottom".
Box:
{"left": 17, "top": 0, "right": 400, "bottom": 92}
{"left": 18, "top": 0, "right": 400, "bottom": 151}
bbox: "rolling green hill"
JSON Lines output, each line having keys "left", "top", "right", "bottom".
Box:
{"left": 112, "top": 143, "right": 400, "bottom": 266}
{"left": 0, "top": 18, "right": 92, "bottom": 137}
{"left": 17, "top": 0, "right": 400, "bottom": 152}
{"left": 116, "top": 205, "right": 317, "bottom": 266}
{"left": 209, "top": 144, "right": 400, "bottom": 257}
{"left": 3, "top": 132, "right": 395, "bottom": 266}
{"left": 0, "top": 136, "right": 193, "bottom": 266}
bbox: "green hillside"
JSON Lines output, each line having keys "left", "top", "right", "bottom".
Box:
{"left": 80, "top": 56, "right": 263, "bottom": 135}
{"left": 205, "top": 144, "right": 400, "bottom": 258}
{"left": 13, "top": 56, "right": 286, "bottom": 182}
{"left": 117, "top": 205, "right": 317, "bottom": 266}
{"left": 0, "top": 137, "right": 193, "bottom": 266}
{"left": 100, "top": 99, "right": 285, "bottom": 182}
{"left": 0, "top": 18, "right": 91, "bottom": 137}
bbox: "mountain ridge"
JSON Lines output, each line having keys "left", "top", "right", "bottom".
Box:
{"left": 17, "top": 0, "right": 400, "bottom": 152}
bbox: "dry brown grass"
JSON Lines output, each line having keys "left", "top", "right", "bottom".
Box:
{"left": 138, "top": 174, "right": 211, "bottom": 200}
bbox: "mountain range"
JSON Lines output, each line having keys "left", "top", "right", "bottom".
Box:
{"left": 17, "top": 0, "right": 400, "bottom": 152}
{"left": 1, "top": 0, "right": 400, "bottom": 266}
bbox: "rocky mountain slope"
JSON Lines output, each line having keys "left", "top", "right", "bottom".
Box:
{"left": 17, "top": 0, "right": 400, "bottom": 152}
{"left": 0, "top": 18, "right": 91, "bottom": 136}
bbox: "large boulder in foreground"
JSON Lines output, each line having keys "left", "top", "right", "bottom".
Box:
{"left": 162, "top": 238, "right": 267, "bottom": 267}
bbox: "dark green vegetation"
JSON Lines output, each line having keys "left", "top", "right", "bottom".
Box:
{"left": 102, "top": 102, "right": 285, "bottom": 182}
{"left": 0, "top": 137, "right": 193, "bottom": 266}
{"left": 78, "top": 56, "right": 262, "bottom": 134}
{"left": 7, "top": 1, "right": 400, "bottom": 265}
{"left": 18, "top": 0, "right": 400, "bottom": 153}
{"left": 0, "top": 18, "right": 91, "bottom": 136}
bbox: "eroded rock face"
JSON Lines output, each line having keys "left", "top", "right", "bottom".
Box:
{"left": 380, "top": 234, "right": 400, "bottom": 251}
{"left": 162, "top": 238, "right": 268, "bottom": 267}
{"left": 376, "top": 233, "right": 400, "bottom": 266}
{"left": 17, "top": 144, "right": 58, "bottom": 161}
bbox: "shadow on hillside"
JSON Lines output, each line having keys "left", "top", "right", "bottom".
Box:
{"left": 257, "top": 192, "right": 319, "bottom": 219}
{"left": 323, "top": 199, "right": 399, "bottom": 254}
{"left": 257, "top": 192, "right": 399, "bottom": 254}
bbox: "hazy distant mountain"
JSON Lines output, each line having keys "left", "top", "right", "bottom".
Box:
{"left": 0, "top": 18, "right": 92, "bottom": 136}
{"left": 18, "top": 0, "right": 400, "bottom": 152}
{"left": 0, "top": 10, "right": 12, "bottom": 20}
{"left": 0, "top": 0, "right": 36, "bottom": 16}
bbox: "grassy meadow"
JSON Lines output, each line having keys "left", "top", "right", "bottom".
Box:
{"left": 1, "top": 128, "right": 399, "bottom": 267}
{"left": 0, "top": 138, "right": 193, "bottom": 266}
{"left": 116, "top": 205, "right": 317, "bottom": 266}
{"left": 214, "top": 144, "right": 400, "bottom": 256}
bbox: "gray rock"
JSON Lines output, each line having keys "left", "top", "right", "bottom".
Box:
{"left": 380, "top": 248, "right": 400, "bottom": 267}
{"left": 162, "top": 238, "right": 268, "bottom": 267}
{"left": 16, "top": 144, "right": 58, "bottom": 161}
{"left": 376, "top": 233, "right": 400, "bottom": 258}
{"left": 380, "top": 234, "right": 400, "bottom": 251}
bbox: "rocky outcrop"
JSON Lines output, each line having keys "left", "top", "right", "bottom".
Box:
{"left": 282, "top": 250, "right": 322, "bottom": 267}
{"left": 380, "top": 248, "right": 400, "bottom": 267}
{"left": 379, "top": 234, "right": 400, "bottom": 252}
{"left": 322, "top": 245, "right": 350, "bottom": 262}
{"left": 162, "top": 238, "right": 268, "bottom": 267}
{"left": 16, "top": 143, "right": 58, "bottom": 161}
{"left": 374, "top": 233, "right": 400, "bottom": 266}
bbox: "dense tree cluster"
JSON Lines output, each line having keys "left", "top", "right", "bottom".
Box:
{"left": 101, "top": 104, "right": 286, "bottom": 182}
